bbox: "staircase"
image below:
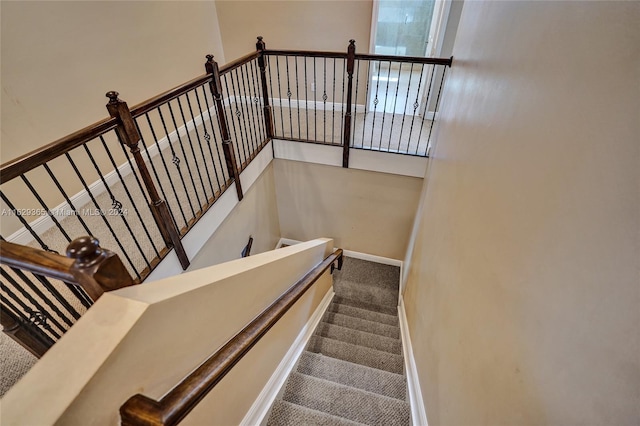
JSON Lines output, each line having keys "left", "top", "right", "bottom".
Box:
{"left": 267, "top": 257, "right": 411, "bottom": 426}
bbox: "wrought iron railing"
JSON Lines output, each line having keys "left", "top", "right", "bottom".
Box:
{"left": 0, "top": 37, "right": 451, "bottom": 353}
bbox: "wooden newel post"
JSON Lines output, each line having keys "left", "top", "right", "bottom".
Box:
{"left": 343, "top": 40, "right": 356, "bottom": 168}
{"left": 256, "top": 36, "right": 274, "bottom": 139}
{"left": 106, "top": 92, "right": 190, "bottom": 270}
{"left": 67, "top": 236, "right": 134, "bottom": 301}
{"left": 205, "top": 55, "right": 244, "bottom": 202}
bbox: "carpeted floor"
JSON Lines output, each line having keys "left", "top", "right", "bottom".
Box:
{"left": 267, "top": 257, "right": 410, "bottom": 426}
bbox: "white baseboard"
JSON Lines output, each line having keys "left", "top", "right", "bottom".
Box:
{"left": 241, "top": 287, "right": 335, "bottom": 426}
{"left": 398, "top": 298, "right": 428, "bottom": 426}
{"left": 341, "top": 249, "right": 402, "bottom": 267}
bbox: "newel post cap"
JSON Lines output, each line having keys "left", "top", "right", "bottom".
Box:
{"left": 106, "top": 91, "right": 121, "bottom": 104}
{"left": 67, "top": 236, "right": 103, "bottom": 266}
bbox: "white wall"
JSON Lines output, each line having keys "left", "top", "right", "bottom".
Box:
{"left": 403, "top": 1, "right": 640, "bottom": 425}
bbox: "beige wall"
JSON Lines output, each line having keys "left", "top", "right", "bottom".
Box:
{"left": 1, "top": 1, "right": 224, "bottom": 162}
{"left": 403, "top": 1, "right": 640, "bottom": 425}
{"left": 215, "top": 0, "right": 373, "bottom": 61}
{"left": 274, "top": 159, "right": 422, "bottom": 260}
{"left": 188, "top": 163, "right": 281, "bottom": 270}
{"left": 0, "top": 1, "right": 225, "bottom": 236}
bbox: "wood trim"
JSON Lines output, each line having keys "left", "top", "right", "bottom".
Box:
{"left": 219, "top": 51, "right": 261, "bottom": 75}
{"left": 0, "top": 117, "right": 119, "bottom": 183}
{"left": 263, "top": 49, "right": 348, "bottom": 59}
{"left": 354, "top": 53, "right": 453, "bottom": 66}
{"left": 129, "top": 74, "right": 212, "bottom": 118}
{"left": 120, "top": 249, "right": 344, "bottom": 426}
{"left": 0, "top": 240, "right": 76, "bottom": 283}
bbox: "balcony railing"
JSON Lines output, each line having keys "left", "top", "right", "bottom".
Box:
{"left": 0, "top": 37, "right": 451, "bottom": 352}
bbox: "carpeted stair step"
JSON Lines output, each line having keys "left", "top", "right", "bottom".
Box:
{"left": 332, "top": 258, "right": 400, "bottom": 308}
{"left": 307, "top": 335, "right": 404, "bottom": 374}
{"left": 333, "top": 296, "right": 398, "bottom": 317}
{"left": 315, "top": 322, "right": 402, "bottom": 355}
{"left": 328, "top": 301, "right": 399, "bottom": 327}
{"left": 281, "top": 372, "right": 410, "bottom": 426}
{"left": 323, "top": 311, "right": 400, "bottom": 340}
{"left": 267, "top": 400, "right": 365, "bottom": 426}
{"left": 297, "top": 351, "right": 407, "bottom": 400}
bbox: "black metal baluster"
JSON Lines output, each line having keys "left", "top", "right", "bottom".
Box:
{"left": 198, "top": 85, "right": 228, "bottom": 187}
{"left": 265, "top": 56, "right": 278, "bottom": 137}
{"left": 303, "top": 56, "right": 309, "bottom": 141}
{"left": 188, "top": 89, "right": 218, "bottom": 197}
{"left": 20, "top": 175, "right": 71, "bottom": 242}
{"left": 249, "top": 60, "right": 267, "bottom": 144}
{"left": 233, "top": 68, "right": 255, "bottom": 162}
{"left": 32, "top": 273, "right": 82, "bottom": 320}
{"left": 414, "top": 65, "right": 436, "bottom": 155}
{"left": 323, "top": 57, "right": 327, "bottom": 144}
{"left": 0, "top": 287, "right": 62, "bottom": 340}
{"left": 0, "top": 192, "right": 53, "bottom": 252}
{"left": 2, "top": 269, "right": 70, "bottom": 332}
{"left": 223, "top": 73, "right": 248, "bottom": 166}
{"left": 156, "top": 108, "right": 197, "bottom": 219}
{"left": 285, "top": 56, "right": 293, "bottom": 139}
{"left": 361, "top": 60, "right": 372, "bottom": 146}
{"left": 387, "top": 62, "right": 404, "bottom": 151}
{"left": 98, "top": 136, "right": 161, "bottom": 259}
{"left": 135, "top": 116, "right": 187, "bottom": 229}
{"left": 353, "top": 59, "right": 361, "bottom": 148}
{"left": 177, "top": 96, "right": 209, "bottom": 201}
{"left": 422, "top": 66, "right": 448, "bottom": 156}
{"left": 43, "top": 164, "right": 93, "bottom": 237}
{"left": 81, "top": 144, "right": 151, "bottom": 271}
{"left": 378, "top": 61, "right": 393, "bottom": 150}
{"left": 294, "top": 57, "right": 302, "bottom": 140}
{"left": 62, "top": 281, "right": 94, "bottom": 309}
{"left": 332, "top": 58, "right": 337, "bottom": 143}
{"left": 398, "top": 63, "right": 415, "bottom": 150}
{"left": 167, "top": 101, "right": 203, "bottom": 209}
{"left": 370, "top": 60, "right": 383, "bottom": 147}
{"left": 407, "top": 64, "right": 426, "bottom": 151}
{"left": 64, "top": 153, "right": 140, "bottom": 279}
{"left": 340, "top": 59, "right": 346, "bottom": 146}
{"left": 274, "top": 56, "right": 286, "bottom": 137}
{"left": 239, "top": 64, "right": 258, "bottom": 154}
{"left": 1, "top": 298, "right": 56, "bottom": 347}
{"left": 313, "top": 57, "right": 318, "bottom": 142}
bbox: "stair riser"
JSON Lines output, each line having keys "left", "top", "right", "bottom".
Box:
{"left": 323, "top": 312, "right": 400, "bottom": 340}
{"left": 328, "top": 302, "right": 399, "bottom": 327}
{"left": 315, "top": 322, "right": 402, "bottom": 355}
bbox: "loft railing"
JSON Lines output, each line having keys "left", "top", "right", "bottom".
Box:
{"left": 0, "top": 37, "right": 451, "bottom": 352}
{"left": 119, "top": 248, "right": 343, "bottom": 426}
{"left": 0, "top": 236, "right": 134, "bottom": 357}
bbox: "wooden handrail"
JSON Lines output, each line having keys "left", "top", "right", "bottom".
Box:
{"left": 0, "top": 117, "right": 119, "bottom": 183}
{"left": 129, "top": 74, "right": 212, "bottom": 118}
{"left": 263, "top": 49, "right": 347, "bottom": 59}
{"left": 219, "top": 50, "right": 261, "bottom": 74}
{"left": 354, "top": 53, "right": 453, "bottom": 66}
{"left": 0, "top": 237, "right": 135, "bottom": 302}
{"left": 120, "top": 248, "right": 344, "bottom": 426}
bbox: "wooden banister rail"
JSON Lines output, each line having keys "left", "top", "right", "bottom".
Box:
{"left": 0, "top": 237, "right": 135, "bottom": 356}
{"left": 262, "top": 49, "right": 348, "bottom": 59}
{"left": 120, "top": 248, "right": 344, "bottom": 426}
{"left": 0, "top": 118, "right": 119, "bottom": 183}
{"left": 1, "top": 237, "right": 134, "bottom": 302}
{"left": 353, "top": 53, "right": 453, "bottom": 66}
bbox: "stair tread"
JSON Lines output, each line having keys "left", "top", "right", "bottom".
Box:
{"left": 315, "top": 322, "right": 402, "bottom": 355}
{"left": 307, "top": 335, "right": 404, "bottom": 374}
{"left": 267, "top": 400, "right": 366, "bottom": 426}
{"left": 297, "top": 351, "right": 407, "bottom": 400}
{"left": 282, "top": 372, "right": 410, "bottom": 426}
{"left": 328, "top": 301, "right": 399, "bottom": 326}
{"left": 323, "top": 311, "right": 400, "bottom": 339}
{"left": 333, "top": 296, "right": 398, "bottom": 317}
